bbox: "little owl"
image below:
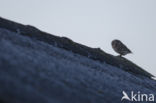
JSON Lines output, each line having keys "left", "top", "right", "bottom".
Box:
{"left": 111, "top": 39, "right": 132, "bottom": 57}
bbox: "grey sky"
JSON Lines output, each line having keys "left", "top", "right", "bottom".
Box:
{"left": 0, "top": 0, "right": 156, "bottom": 76}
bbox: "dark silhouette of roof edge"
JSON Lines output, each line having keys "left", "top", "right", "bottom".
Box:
{"left": 0, "top": 17, "right": 154, "bottom": 78}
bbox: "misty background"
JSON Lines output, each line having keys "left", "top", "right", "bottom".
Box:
{"left": 0, "top": 0, "right": 156, "bottom": 76}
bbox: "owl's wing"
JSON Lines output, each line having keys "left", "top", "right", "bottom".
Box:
{"left": 120, "top": 42, "right": 132, "bottom": 53}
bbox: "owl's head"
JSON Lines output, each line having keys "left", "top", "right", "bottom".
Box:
{"left": 111, "top": 39, "right": 121, "bottom": 47}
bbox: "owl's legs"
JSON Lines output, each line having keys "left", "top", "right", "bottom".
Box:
{"left": 118, "top": 54, "right": 122, "bottom": 57}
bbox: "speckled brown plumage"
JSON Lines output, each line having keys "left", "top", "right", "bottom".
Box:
{"left": 112, "top": 39, "right": 132, "bottom": 57}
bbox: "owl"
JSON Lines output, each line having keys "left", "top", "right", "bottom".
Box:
{"left": 111, "top": 39, "right": 132, "bottom": 57}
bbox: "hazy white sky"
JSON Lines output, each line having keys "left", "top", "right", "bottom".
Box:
{"left": 0, "top": 0, "right": 156, "bottom": 76}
